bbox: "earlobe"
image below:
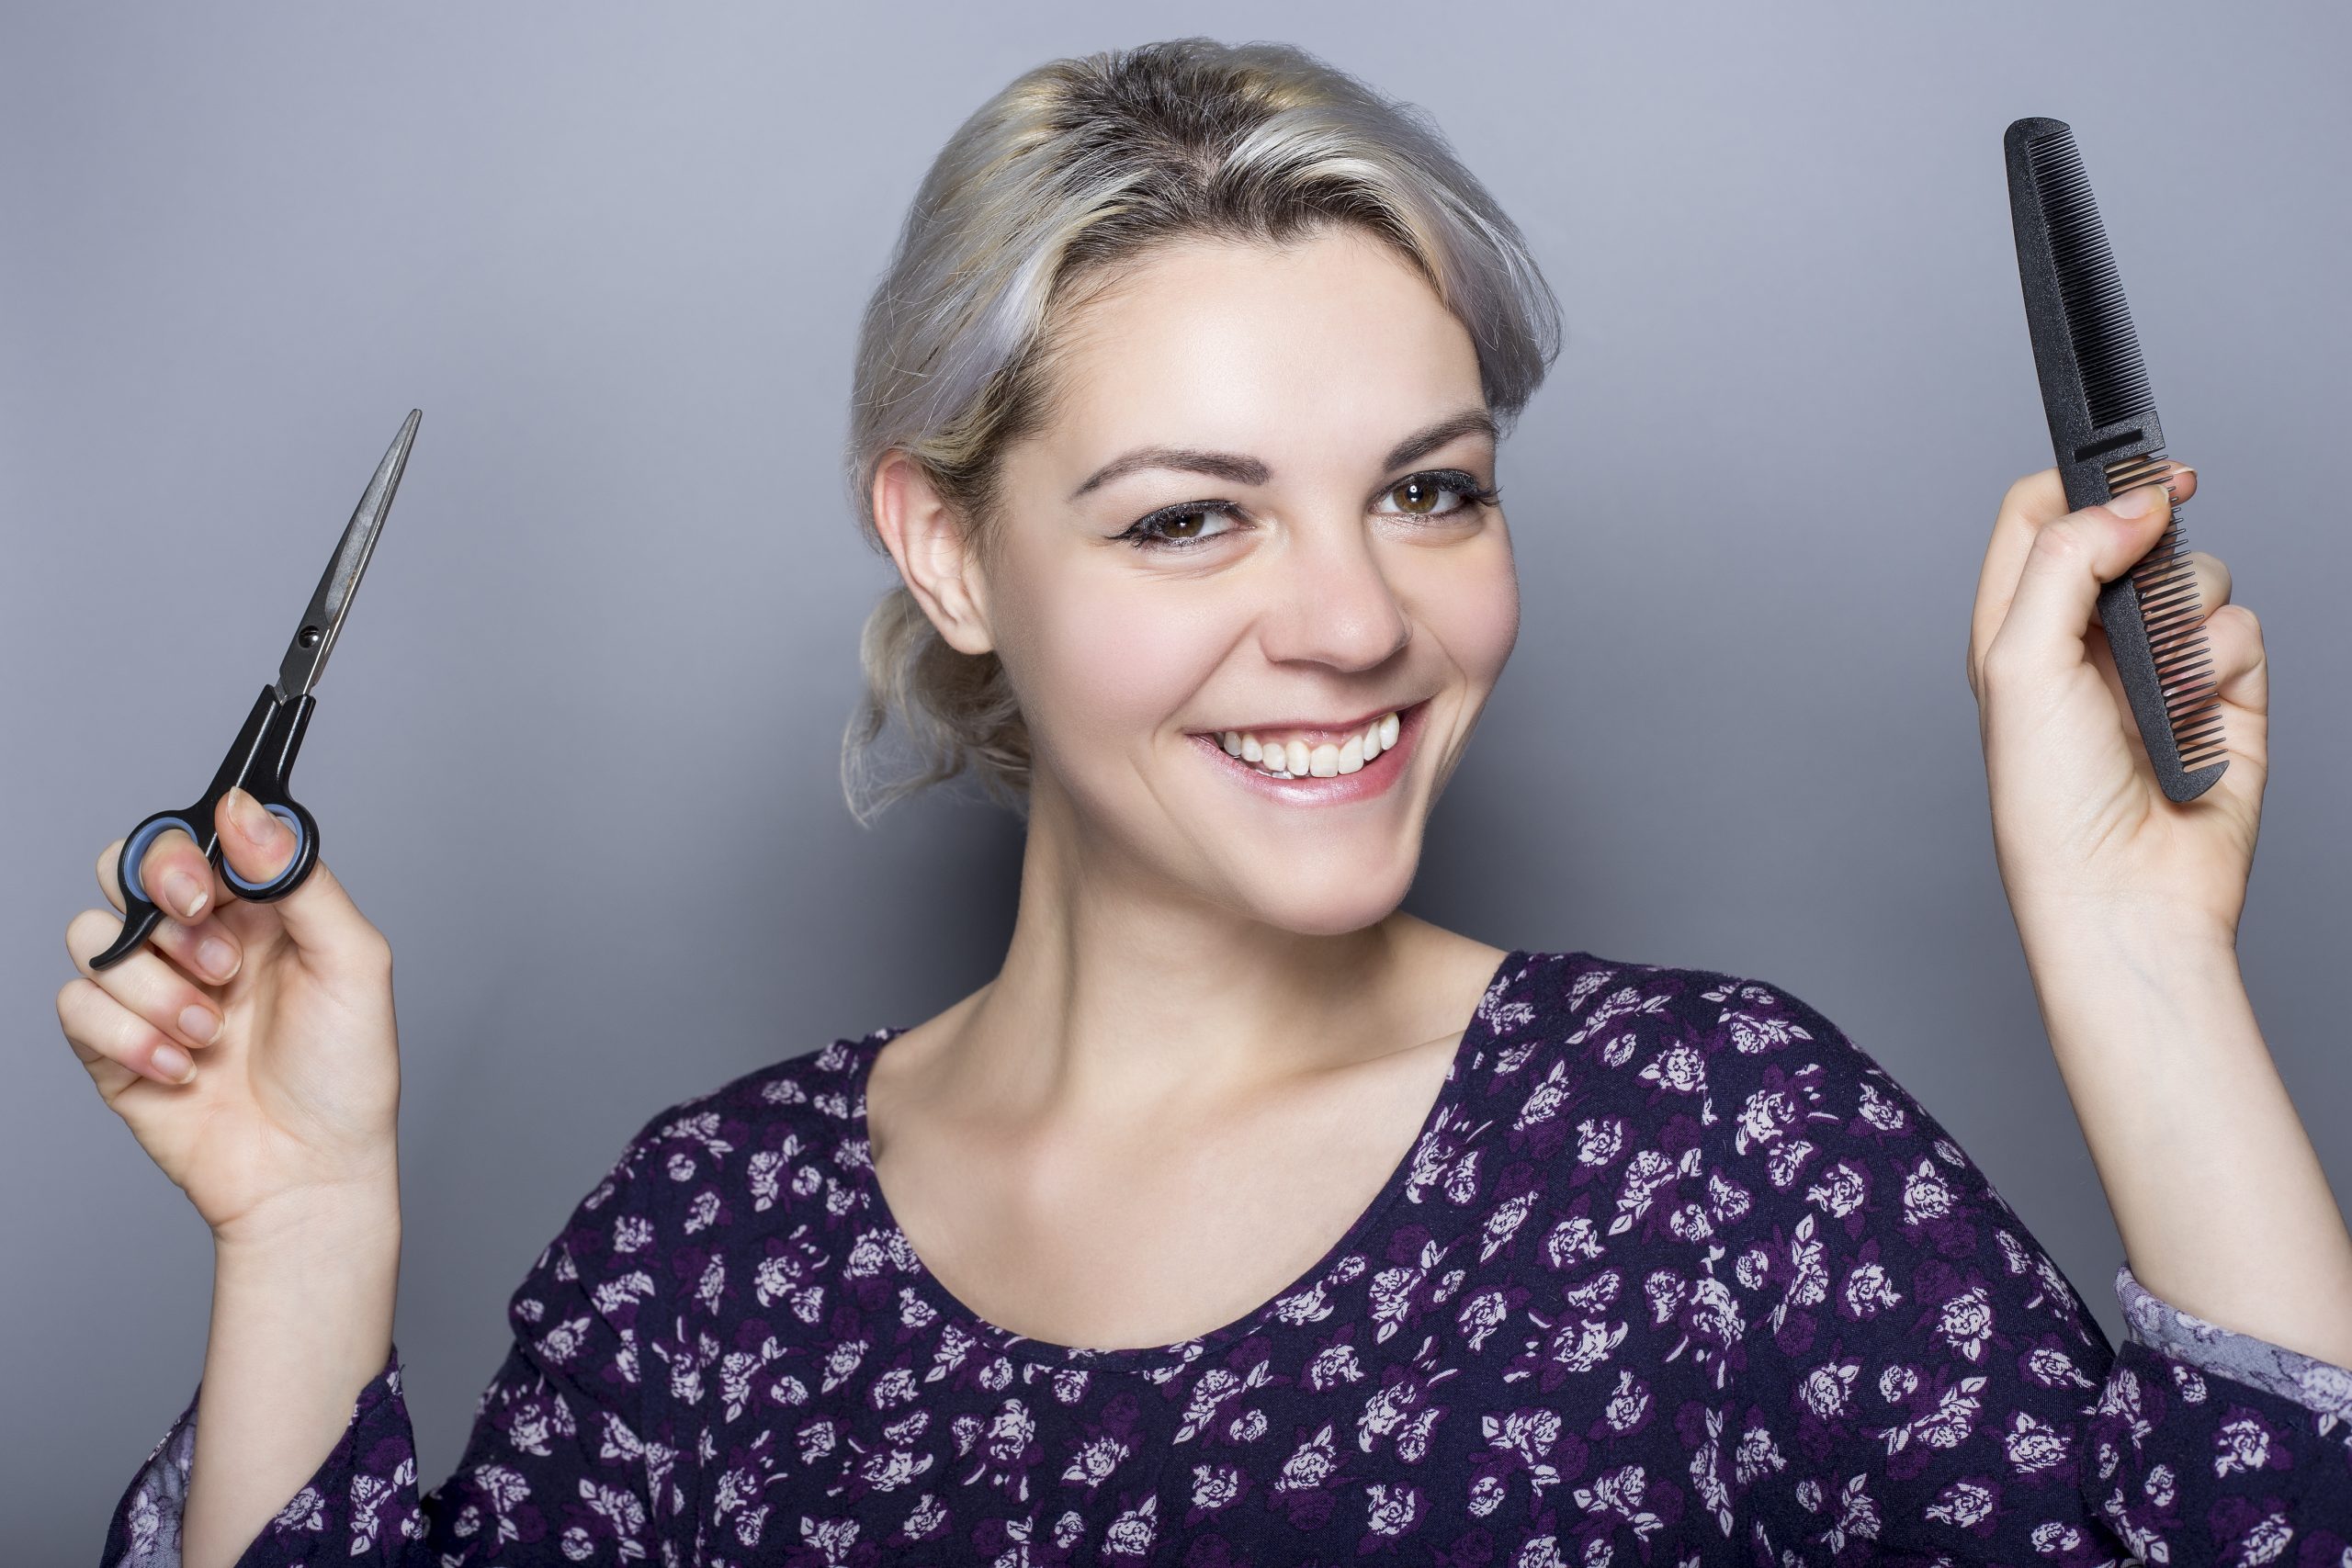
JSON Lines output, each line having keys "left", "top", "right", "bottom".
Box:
{"left": 870, "top": 452, "right": 995, "bottom": 656}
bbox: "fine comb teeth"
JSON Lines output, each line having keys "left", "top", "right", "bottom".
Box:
{"left": 2004, "top": 116, "right": 2226, "bottom": 804}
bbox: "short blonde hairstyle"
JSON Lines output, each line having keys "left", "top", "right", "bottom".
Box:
{"left": 841, "top": 36, "right": 1562, "bottom": 825}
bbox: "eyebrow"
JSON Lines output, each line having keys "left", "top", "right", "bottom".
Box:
{"left": 1065, "top": 406, "right": 1498, "bottom": 502}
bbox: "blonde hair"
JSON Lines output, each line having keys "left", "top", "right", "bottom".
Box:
{"left": 840, "top": 36, "right": 1562, "bottom": 825}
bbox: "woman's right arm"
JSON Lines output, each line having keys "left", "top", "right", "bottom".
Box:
{"left": 184, "top": 1186, "right": 401, "bottom": 1568}
{"left": 66, "top": 787, "right": 669, "bottom": 1564}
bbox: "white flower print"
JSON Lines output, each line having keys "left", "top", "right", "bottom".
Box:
{"left": 1840, "top": 1261, "right": 1899, "bottom": 1318}
{"left": 1602, "top": 1369, "right": 1651, "bottom": 1432}
{"left": 1060, "top": 1433, "right": 1128, "bottom": 1489}
{"left": 1517, "top": 1058, "right": 1577, "bottom": 1129}
{"left": 1856, "top": 1079, "right": 1906, "bottom": 1132}
{"left": 1572, "top": 1462, "right": 1664, "bottom": 1540}
{"left": 1638, "top": 1043, "right": 1706, "bottom": 1096}
{"left": 1577, "top": 1115, "right": 1627, "bottom": 1167}
{"left": 1276, "top": 1422, "right": 1340, "bottom": 1491}
{"left": 1546, "top": 1215, "right": 1605, "bottom": 1269}
{"left": 1191, "top": 1462, "right": 1243, "bottom": 1510}
{"left": 2005, "top": 1410, "right": 2068, "bottom": 1474}
{"left": 1735, "top": 1089, "right": 1792, "bottom": 1154}
{"left": 2144, "top": 1461, "right": 2177, "bottom": 1507}
{"left": 2214, "top": 1414, "right": 2272, "bottom": 1477}
{"left": 1878, "top": 1364, "right": 1918, "bottom": 1404}
{"left": 1482, "top": 1190, "right": 1537, "bottom": 1261}
{"left": 1458, "top": 1289, "right": 1512, "bottom": 1352}
{"left": 1734, "top": 1247, "right": 1770, "bottom": 1290}
{"left": 1804, "top": 1161, "right": 1867, "bottom": 1219}
{"left": 1735, "top": 1422, "right": 1786, "bottom": 1486}
{"left": 1902, "top": 1158, "right": 1955, "bottom": 1224}
{"left": 2025, "top": 1345, "right": 2092, "bottom": 1390}
{"left": 1722, "top": 1010, "right": 1812, "bottom": 1055}
{"left": 1799, "top": 1360, "right": 1858, "bottom": 1420}
{"left": 1925, "top": 1477, "right": 1995, "bottom": 1529}
{"left": 1766, "top": 1137, "right": 1816, "bottom": 1190}
{"left": 1938, "top": 1286, "right": 1995, "bottom": 1362}
{"left": 1365, "top": 1481, "right": 1423, "bottom": 1537}
{"left": 611, "top": 1213, "right": 653, "bottom": 1254}
{"left": 1544, "top": 1314, "right": 1629, "bottom": 1374}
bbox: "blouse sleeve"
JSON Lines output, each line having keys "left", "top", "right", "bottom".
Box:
{"left": 1713, "top": 976, "right": 2352, "bottom": 1564}
{"left": 100, "top": 1112, "right": 679, "bottom": 1566}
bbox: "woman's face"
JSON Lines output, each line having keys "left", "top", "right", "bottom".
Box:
{"left": 968, "top": 223, "right": 1521, "bottom": 934}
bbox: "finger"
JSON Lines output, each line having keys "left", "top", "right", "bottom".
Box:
{"left": 1968, "top": 463, "right": 2199, "bottom": 695}
{"left": 93, "top": 839, "right": 243, "bottom": 984}
{"left": 213, "top": 787, "right": 389, "bottom": 972}
{"left": 57, "top": 974, "right": 190, "bottom": 1089}
{"left": 65, "top": 908, "right": 227, "bottom": 1060}
{"left": 96, "top": 826, "right": 224, "bottom": 925}
{"left": 1980, "top": 468, "right": 2198, "bottom": 684}
{"left": 57, "top": 976, "right": 178, "bottom": 1094}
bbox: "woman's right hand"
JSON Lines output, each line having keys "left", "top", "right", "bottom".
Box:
{"left": 59, "top": 784, "right": 402, "bottom": 1249}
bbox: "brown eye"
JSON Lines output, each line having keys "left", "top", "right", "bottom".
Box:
{"left": 1391, "top": 477, "right": 1445, "bottom": 515}
{"left": 1162, "top": 512, "right": 1208, "bottom": 539}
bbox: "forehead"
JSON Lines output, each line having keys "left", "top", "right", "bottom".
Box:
{"left": 1036, "top": 228, "right": 1487, "bottom": 468}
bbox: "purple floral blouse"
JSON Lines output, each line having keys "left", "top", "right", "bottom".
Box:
{"left": 106, "top": 949, "right": 2352, "bottom": 1564}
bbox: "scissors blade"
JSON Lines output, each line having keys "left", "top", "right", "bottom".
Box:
{"left": 276, "top": 410, "right": 421, "bottom": 701}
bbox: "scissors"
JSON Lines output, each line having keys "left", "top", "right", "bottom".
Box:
{"left": 92, "top": 410, "right": 421, "bottom": 970}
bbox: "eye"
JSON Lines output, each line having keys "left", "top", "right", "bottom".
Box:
{"left": 1377, "top": 470, "right": 1501, "bottom": 519}
{"left": 1115, "top": 502, "right": 1242, "bottom": 553}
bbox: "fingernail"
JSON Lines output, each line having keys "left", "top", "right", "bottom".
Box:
{"left": 2110, "top": 483, "right": 2166, "bottom": 519}
{"left": 197, "top": 937, "right": 239, "bottom": 980}
{"left": 163, "top": 869, "right": 209, "bottom": 919}
{"left": 152, "top": 1043, "right": 195, "bottom": 1083}
{"left": 178, "top": 1004, "right": 220, "bottom": 1044}
{"left": 232, "top": 788, "right": 278, "bottom": 844}
{"left": 2163, "top": 463, "right": 2197, "bottom": 499}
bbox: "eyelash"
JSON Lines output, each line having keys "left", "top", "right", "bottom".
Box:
{"left": 1113, "top": 469, "right": 1502, "bottom": 553}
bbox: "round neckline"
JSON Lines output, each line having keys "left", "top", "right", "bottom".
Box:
{"left": 838, "top": 947, "right": 1529, "bottom": 1376}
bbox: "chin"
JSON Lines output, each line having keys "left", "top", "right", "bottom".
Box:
{"left": 1226, "top": 862, "right": 1419, "bottom": 939}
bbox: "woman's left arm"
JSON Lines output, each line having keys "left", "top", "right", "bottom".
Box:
{"left": 1967, "top": 462, "right": 2352, "bottom": 1364}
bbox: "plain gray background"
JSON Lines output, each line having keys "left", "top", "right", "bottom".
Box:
{"left": 6, "top": 1, "right": 2344, "bottom": 1551}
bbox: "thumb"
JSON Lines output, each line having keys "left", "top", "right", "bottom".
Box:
{"left": 214, "top": 786, "right": 380, "bottom": 963}
{"left": 2000, "top": 477, "right": 2176, "bottom": 673}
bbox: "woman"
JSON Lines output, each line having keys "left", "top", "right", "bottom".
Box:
{"left": 80, "top": 37, "right": 2350, "bottom": 1566}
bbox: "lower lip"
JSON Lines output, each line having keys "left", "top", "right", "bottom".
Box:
{"left": 1187, "top": 700, "right": 1430, "bottom": 807}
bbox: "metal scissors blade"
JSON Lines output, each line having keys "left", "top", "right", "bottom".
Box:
{"left": 276, "top": 409, "right": 420, "bottom": 702}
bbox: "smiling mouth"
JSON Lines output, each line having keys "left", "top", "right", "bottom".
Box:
{"left": 1188, "top": 697, "right": 1430, "bottom": 782}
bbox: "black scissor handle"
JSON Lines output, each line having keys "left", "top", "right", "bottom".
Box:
{"left": 91, "top": 685, "right": 321, "bottom": 970}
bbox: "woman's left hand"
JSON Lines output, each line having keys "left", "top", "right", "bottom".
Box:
{"left": 1965, "top": 462, "right": 2269, "bottom": 952}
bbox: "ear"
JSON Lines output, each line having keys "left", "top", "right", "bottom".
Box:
{"left": 870, "top": 451, "right": 995, "bottom": 656}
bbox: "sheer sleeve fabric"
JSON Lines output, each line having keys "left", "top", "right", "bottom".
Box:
{"left": 102, "top": 1112, "right": 678, "bottom": 1566}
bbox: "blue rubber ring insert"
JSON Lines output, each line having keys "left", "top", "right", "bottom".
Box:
{"left": 220, "top": 803, "right": 305, "bottom": 893}
{"left": 123, "top": 815, "right": 198, "bottom": 904}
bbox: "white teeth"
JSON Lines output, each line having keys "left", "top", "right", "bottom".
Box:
{"left": 1209, "top": 709, "right": 1404, "bottom": 780}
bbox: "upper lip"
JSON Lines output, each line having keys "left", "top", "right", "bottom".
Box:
{"left": 1189, "top": 698, "right": 1422, "bottom": 743}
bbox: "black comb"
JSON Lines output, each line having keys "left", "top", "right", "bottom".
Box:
{"left": 2004, "top": 116, "right": 2224, "bottom": 804}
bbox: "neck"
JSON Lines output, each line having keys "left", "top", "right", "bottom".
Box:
{"left": 937, "top": 773, "right": 1459, "bottom": 1137}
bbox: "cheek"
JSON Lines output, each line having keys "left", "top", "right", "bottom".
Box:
{"left": 1425, "top": 535, "right": 1521, "bottom": 683}
{"left": 1009, "top": 573, "right": 1225, "bottom": 750}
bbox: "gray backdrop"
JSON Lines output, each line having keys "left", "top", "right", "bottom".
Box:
{"left": 6, "top": 2, "right": 2345, "bottom": 1551}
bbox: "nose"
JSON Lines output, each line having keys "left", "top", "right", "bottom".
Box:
{"left": 1255, "top": 513, "right": 1412, "bottom": 671}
